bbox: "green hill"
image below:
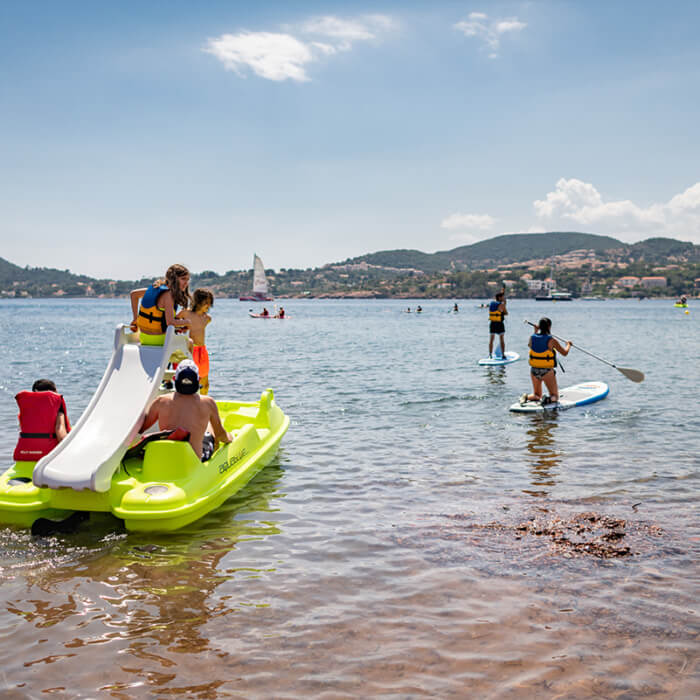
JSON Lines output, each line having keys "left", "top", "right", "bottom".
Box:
{"left": 628, "top": 237, "right": 699, "bottom": 263}
{"left": 343, "top": 232, "right": 626, "bottom": 272}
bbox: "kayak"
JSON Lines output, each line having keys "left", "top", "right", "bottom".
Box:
{"left": 249, "top": 313, "right": 286, "bottom": 319}
{"left": 674, "top": 303, "right": 688, "bottom": 308}
{"left": 478, "top": 351, "right": 520, "bottom": 366}
{"left": 509, "top": 381, "right": 609, "bottom": 413}
{"left": 0, "top": 389, "right": 289, "bottom": 532}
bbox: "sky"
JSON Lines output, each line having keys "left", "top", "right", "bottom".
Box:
{"left": 1, "top": 0, "right": 699, "bottom": 279}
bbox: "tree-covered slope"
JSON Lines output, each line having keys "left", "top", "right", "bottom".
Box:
{"left": 343, "top": 232, "right": 625, "bottom": 272}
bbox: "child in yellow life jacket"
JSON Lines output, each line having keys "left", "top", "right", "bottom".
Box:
{"left": 129, "top": 264, "right": 192, "bottom": 345}
{"left": 488, "top": 288, "right": 507, "bottom": 358}
{"left": 176, "top": 288, "right": 214, "bottom": 394}
{"left": 521, "top": 317, "right": 572, "bottom": 405}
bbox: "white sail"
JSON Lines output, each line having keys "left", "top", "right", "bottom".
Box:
{"left": 252, "top": 254, "right": 268, "bottom": 295}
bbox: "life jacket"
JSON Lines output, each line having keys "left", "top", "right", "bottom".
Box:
{"left": 489, "top": 300, "right": 504, "bottom": 322}
{"left": 137, "top": 284, "right": 169, "bottom": 333}
{"left": 13, "top": 391, "right": 71, "bottom": 461}
{"left": 529, "top": 333, "right": 557, "bottom": 369}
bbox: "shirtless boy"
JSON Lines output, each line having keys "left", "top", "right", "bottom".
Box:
{"left": 139, "top": 360, "right": 232, "bottom": 460}
{"left": 177, "top": 289, "right": 214, "bottom": 394}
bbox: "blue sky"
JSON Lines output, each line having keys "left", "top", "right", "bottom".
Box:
{"left": 1, "top": 1, "right": 699, "bottom": 279}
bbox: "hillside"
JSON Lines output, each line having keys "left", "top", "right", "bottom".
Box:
{"left": 1, "top": 231, "right": 698, "bottom": 299}
{"left": 342, "top": 232, "right": 625, "bottom": 272}
{"left": 0, "top": 257, "right": 139, "bottom": 297}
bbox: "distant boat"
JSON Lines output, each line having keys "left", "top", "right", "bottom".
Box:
{"left": 536, "top": 290, "right": 573, "bottom": 301}
{"left": 239, "top": 254, "right": 274, "bottom": 302}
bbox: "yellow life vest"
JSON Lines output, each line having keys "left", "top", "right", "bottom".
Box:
{"left": 489, "top": 301, "right": 503, "bottom": 322}
{"left": 137, "top": 284, "right": 169, "bottom": 334}
{"left": 529, "top": 333, "right": 557, "bottom": 368}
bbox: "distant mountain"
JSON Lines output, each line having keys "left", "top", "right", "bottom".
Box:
{"left": 627, "top": 237, "right": 699, "bottom": 263}
{"left": 1, "top": 231, "right": 698, "bottom": 298}
{"left": 0, "top": 257, "right": 95, "bottom": 286}
{"left": 337, "top": 232, "right": 700, "bottom": 272}
{"left": 0, "top": 257, "right": 139, "bottom": 297}
{"left": 339, "top": 232, "right": 627, "bottom": 272}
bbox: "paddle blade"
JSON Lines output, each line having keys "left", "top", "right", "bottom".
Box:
{"left": 617, "top": 367, "right": 645, "bottom": 383}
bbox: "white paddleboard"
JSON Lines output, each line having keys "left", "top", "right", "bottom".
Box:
{"left": 478, "top": 351, "right": 520, "bottom": 366}
{"left": 509, "top": 381, "right": 609, "bottom": 413}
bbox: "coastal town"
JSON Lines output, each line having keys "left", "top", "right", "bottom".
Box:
{"left": 2, "top": 235, "right": 698, "bottom": 300}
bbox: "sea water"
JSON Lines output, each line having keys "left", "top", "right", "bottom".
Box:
{"left": 0, "top": 298, "right": 697, "bottom": 698}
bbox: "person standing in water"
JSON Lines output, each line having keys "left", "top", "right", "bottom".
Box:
{"left": 521, "top": 317, "right": 572, "bottom": 405}
{"left": 488, "top": 287, "right": 507, "bottom": 358}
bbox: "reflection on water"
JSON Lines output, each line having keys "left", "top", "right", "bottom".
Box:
{"left": 522, "top": 415, "right": 561, "bottom": 497}
{"left": 484, "top": 366, "right": 507, "bottom": 385}
{"left": 1, "top": 464, "right": 286, "bottom": 688}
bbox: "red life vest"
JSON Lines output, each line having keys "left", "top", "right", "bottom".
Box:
{"left": 13, "top": 391, "right": 71, "bottom": 462}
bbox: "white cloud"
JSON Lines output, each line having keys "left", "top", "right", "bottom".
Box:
{"left": 204, "top": 32, "right": 314, "bottom": 82}
{"left": 441, "top": 212, "right": 496, "bottom": 231}
{"left": 533, "top": 178, "right": 700, "bottom": 241}
{"left": 205, "top": 14, "right": 394, "bottom": 81}
{"left": 454, "top": 12, "right": 526, "bottom": 58}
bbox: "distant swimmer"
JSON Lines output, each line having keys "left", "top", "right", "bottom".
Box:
{"left": 453, "top": 303, "right": 459, "bottom": 313}
{"left": 488, "top": 287, "right": 507, "bottom": 359}
{"left": 416, "top": 305, "right": 423, "bottom": 313}
{"left": 520, "top": 317, "right": 572, "bottom": 406}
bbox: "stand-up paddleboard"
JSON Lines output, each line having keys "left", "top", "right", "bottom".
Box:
{"left": 478, "top": 351, "right": 520, "bottom": 366}
{"left": 509, "top": 381, "right": 609, "bottom": 413}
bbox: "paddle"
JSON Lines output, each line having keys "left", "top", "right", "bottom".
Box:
{"left": 524, "top": 320, "right": 645, "bottom": 383}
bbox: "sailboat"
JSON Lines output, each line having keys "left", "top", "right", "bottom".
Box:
{"left": 239, "top": 254, "right": 274, "bottom": 301}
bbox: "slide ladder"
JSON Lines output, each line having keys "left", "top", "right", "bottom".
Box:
{"left": 33, "top": 325, "right": 190, "bottom": 492}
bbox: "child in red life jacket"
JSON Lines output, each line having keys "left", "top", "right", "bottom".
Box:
{"left": 13, "top": 379, "right": 71, "bottom": 462}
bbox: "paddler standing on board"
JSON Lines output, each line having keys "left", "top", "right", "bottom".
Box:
{"left": 488, "top": 286, "right": 508, "bottom": 359}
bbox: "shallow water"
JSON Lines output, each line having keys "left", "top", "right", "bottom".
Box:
{"left": 0, "top": 298, "right": 698, "bottom": 698}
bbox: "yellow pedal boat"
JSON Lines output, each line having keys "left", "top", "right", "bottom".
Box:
{"left": 0, "top": 390, "right": 289, "bottom": 532}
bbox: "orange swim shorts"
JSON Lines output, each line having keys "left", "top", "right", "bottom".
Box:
{"left": 192, "top": 345, "right": 210, "bottom": 378}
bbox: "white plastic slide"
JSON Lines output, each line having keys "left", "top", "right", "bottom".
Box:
{"left": 33, "top": 325, "right": 190, "bottom": 492}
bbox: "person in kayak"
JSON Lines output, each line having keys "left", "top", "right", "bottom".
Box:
{"left": 488, "top": 287, "right": 507, "bottom": 359}
{"left": 139, "top": 360, "right": 232, "bottom": 461}
{"left": 13, "top": 379, "right": 71, "bottom": 461}
{"left": 261, "top": 307, "right": 270, "bottom": 317}
{"left": 276, "top": 307, "right": 285, "bottom": 318}
{"left": 129, "top": 263, "right": 191, "bottom": 345}
{"left": 521, "top": 317, "right": 572, "bottom": 405}
{"left": 177, "top": 288, "right": 214, "bottom": 395}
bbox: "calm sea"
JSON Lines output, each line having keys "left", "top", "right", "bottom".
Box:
{"left": 0, "top": 298, "right": 698, "bottom": 698}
